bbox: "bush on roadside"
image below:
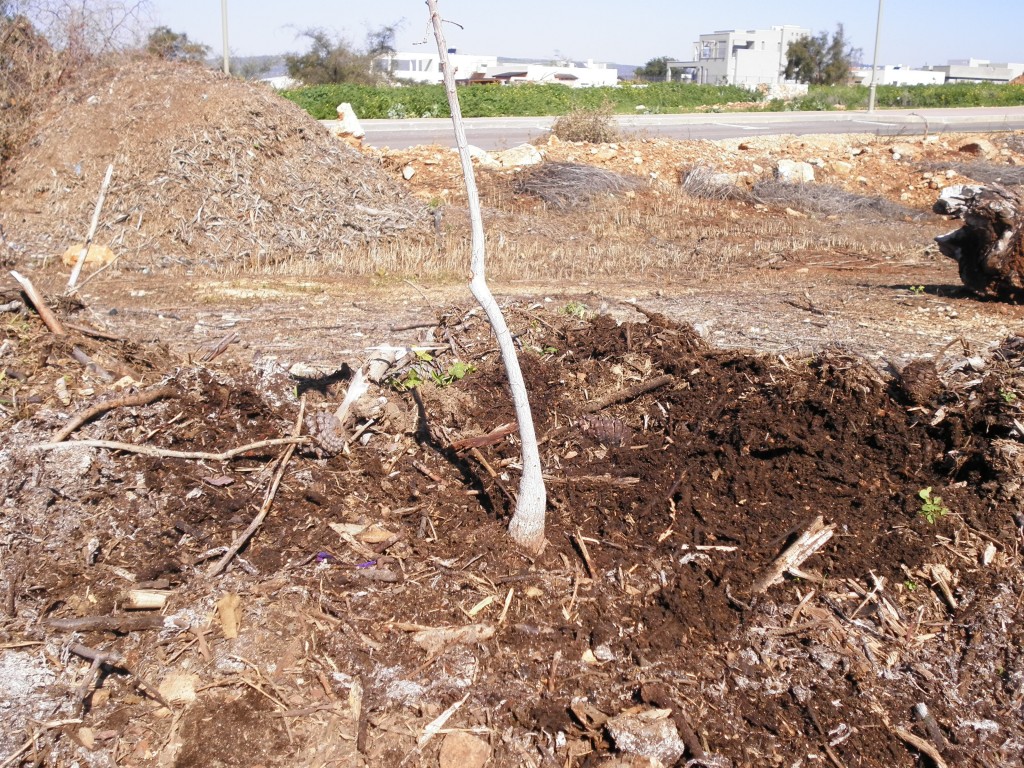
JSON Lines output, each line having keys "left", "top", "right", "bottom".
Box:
{"left": 282, "top": 81, "right": 756, "bottom": 120}
{"left": 551, "top": 102, "right": 621, "bottom": 143}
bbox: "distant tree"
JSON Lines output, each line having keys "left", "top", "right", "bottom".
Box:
{"left": 365, "top": 22, "right": 397, "bottom": 56}
{"left": 233, "top": 55, "right": 278, "bottom": 81}
{"left": 785, "top": 24, "right": 860, "bottom": 85}
{"left": 634, "top": 56, "right": 673, "bottom": 81}
{"left": 14, "top": 0, "right": 149, "bottom": 59}
{"left": 145, "top": 25, "right": 209, "bottom": 62}
{"left": 823, "top": 24, "right": 859, "bottom": 84}
{"left": 284, "top": 23, "right": 399, "bottom": 85}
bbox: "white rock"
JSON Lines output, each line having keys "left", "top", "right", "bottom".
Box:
{"left": 465, "top": 145, "right": 500, "bottom": 169}
{"left": 775, "top": 159, "right": 815, "bottom": 184}
{"left": 606, "top": 711, "right": 686, "bottom": 766}
{"left": 493, "top": 143, "right": 543, "bottom": 168}
{"left": 335, "top": 102, "right": 365, "bottom": 138}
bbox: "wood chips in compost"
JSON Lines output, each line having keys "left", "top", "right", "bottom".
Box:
{"left": 0, "top": 58, "right": 427, "bottom": 270}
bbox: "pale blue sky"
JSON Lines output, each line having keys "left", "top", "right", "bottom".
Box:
{"left": 147, "top": 0, "right": 1022, "bottom": 68}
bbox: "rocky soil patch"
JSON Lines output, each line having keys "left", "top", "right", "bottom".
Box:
{"left": 3, "top": 59, "right": 1024, "bottom": 768}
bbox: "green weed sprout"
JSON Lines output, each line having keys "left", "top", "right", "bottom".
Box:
{"left": 918, "top": 487, "right": 950, "bottom": 524}
{"left": 563, "top": 301, "right": 588, "bottom": 319}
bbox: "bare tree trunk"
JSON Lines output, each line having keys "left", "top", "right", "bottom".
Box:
{"left": 426, "top": 0, "right": 547, "bottom": 552}
{"left": 935, "top": 184, "right": 1024, "bottom": 301}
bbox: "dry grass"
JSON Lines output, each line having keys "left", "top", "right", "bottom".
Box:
{"left": 920, "top": 160, "right": 1024, "bottom": 187}
{"left": 192, "top": 181, "right": 929, "bottom": 286}
{"left": 511, "top": 162, "right": 643, "bottom": 210}
{"left": 680, "top": 165, "right": 915, "bottom": 220}
{"left": 679, "top": 166, "right": 742, "bottom": 201}
{"left": 550, "top": 102, "right": 621, "bottom": 144}
{"left": 1002, "top": 132, "right": 1024, "bottom": 155}
{"left": 748, "top": 178, "right": 916, "bottom": 219}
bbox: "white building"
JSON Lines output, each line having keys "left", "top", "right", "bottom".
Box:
{"left": 926, "top": 58, "right": 1024, "bottom": 84}
{"left": 851, "top": 65, "right": 945, "bottom": 86}
{"left": 481, "top": 60, "right": 618, "bottom": 88}
{"left": 667, "top": 26, "right": 811, "bottom": 88}
{"left": 374, "top": 52, "right": 617, "bottom": 88}
{"left": 375, "top": 51, "right": 499, "bottom": 84}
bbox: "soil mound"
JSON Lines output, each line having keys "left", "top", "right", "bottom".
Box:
{"left": 0, "top": 58, "right": 426, "bottom": 269}
{"left": 3, "top": 297, "right": 1024, "bottom": 766}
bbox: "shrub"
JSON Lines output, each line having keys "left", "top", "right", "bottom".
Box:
{"left": 513, "top": 162, "right": 642, "bottom": 209}
{"left": 282, "top": 81, "right": 760, "bottom": 120}
{"left": 0, "top": 15, "right": 60, "bottom": 178}
{"left": 551, "top": 101, "right": 621, "bottom": 143}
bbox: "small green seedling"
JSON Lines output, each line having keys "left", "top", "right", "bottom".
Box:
{"left": 903, "top": 579, "right": 918, "bottom": 591}
{"left": 909, "top": 285, "right": 925, "bottom": 295}
{"left": 431, "top": 361, "right": 475, "bottom": 387}
{"left": 1000, "top": 389, "right": 1017, "bottom": 405}
{"left": 395, "top": 368, "right": 424, "bottom": 391}
{"left": 563, "top": 301, "right": 588, "bottom": 319}
{"left": 918, "top": 486, "right": 950, "bottom": 524}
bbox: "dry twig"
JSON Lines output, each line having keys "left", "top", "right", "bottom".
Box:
{"left": 44, "top": 614, "right": 170, "bottom": 632}
{"left": 753, "top": 515, "right": 835, "bottom": 594}
{"left": 33, "top": 436, "right": 310, "bottom": 460}
{"left": 206, "top": 401, "right": 305, "bottom": 577}
{"left": 583, "top": 374, "right": 674, "bottom": 413}
{"left": 10, "top": 270, "right": 65, "bottom": 335}
{"left": 52, "top": 385, "right": 178, "bottom": 442}
{"left": 67, "top": 163, "right": 114, "bottom": 293}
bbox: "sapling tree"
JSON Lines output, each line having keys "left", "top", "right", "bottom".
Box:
{"left": 426, "top": 0, "right": 547, "bottom": 552}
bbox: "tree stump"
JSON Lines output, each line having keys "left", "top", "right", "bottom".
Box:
{"left": 934, "top": 184, "right": 1024, "bottom": 301}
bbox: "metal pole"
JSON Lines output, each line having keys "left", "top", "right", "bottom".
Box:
{"left": 867, "top": 0, "right": 884, "bottom": 112}
{"left": 221, "top": 0, "right": 230, "bottom": 75}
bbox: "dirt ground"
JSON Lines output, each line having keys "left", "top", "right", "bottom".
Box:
{"left": 4, "top": 60, "right": 1024, "bottom": 768}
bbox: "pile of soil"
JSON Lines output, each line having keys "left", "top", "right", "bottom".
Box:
{"left": 4, "top": 58, "right": 1024, "bottom": 767}
{"left": 0, "top": 59, "right": 427, "bottom": 269}
{"left": 380, "top": 130, "right": 1024, "bottom": 213}
{"left": 2, "top": 294, "right": 1024, "bottom": 767}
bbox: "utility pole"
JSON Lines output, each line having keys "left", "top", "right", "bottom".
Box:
{"left": 221, "top": 0, "right": 230, "bottom": 75}
{"left": 867, "top": 0, "right": 884, "bottom": 113}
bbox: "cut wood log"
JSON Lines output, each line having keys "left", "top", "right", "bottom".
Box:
{"left": 934, "top": 184, "right": 1024, "bottom": 301}
{"left": 753, "top": 515, "right": 835, "bottom": 594}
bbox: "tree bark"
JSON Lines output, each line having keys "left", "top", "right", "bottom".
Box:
{"left": 935, "top": 184, "right": 1024, "bottom": 301}
{"left": 426, "top": 0, "right": 547, "bottom": 552}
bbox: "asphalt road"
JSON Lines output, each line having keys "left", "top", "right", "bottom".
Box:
{"left": 327, "top": 106, "right": 1024, "bottom": 150}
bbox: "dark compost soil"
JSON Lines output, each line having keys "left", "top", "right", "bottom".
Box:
{"left": 3, "top": 295, "right": 1024, "bottom": 768}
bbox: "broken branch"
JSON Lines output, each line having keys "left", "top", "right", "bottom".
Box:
{"left": 450, "top": 421, "right": 518, "bottom": 450}
{"left": 582, "top": 374, "right": 674, "bottom": 413}
{"left": 32, "top": 435, "right": 310, "bottom": 461}
{"left": 752, "top": 515, "right": 835, "bottom": 594}
{"left": 206, "top": 401, "right": 305, "bottom": 577}
{"left": 67, "top": 163, "right": 114, "bottom": 294}
{"left": 52, "top": 385, "right": 178, "bottom": 442}
{"left": 891, "top": 725, "right": 949, "bottom": 768}
{"left": 10, "top": 270, "right": 65, "bottom": 335}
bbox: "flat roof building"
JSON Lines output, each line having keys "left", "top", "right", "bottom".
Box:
{"left": 667, "top": 26, "right": 810, "bottom": 87}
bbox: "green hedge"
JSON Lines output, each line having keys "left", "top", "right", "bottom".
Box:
{"left": 282, "top": 81, "right": 1024, "bottom": 120}
{"left": 281, "top": 81, "right": 756, "bottom": 119}
{"left": 778, "top": 83, "right": 1024, "bottom": 111}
